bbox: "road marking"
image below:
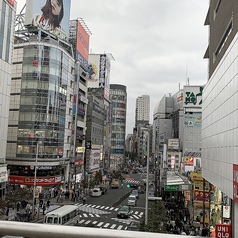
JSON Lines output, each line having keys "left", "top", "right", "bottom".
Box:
{"left": 79, "top": 219, "right": 85, "bottom": 224}
{"left": 140, "top": 212, "right": 143, "bottom": 216}
{"left": 105, "top": 206, "right": 109, "bottom": 209}
{"left": 83, "top": 214, "right": 88, "bottom": 217}
{"left": 95, "top": 214, "right": 100, "bottom": 217}
{"left": 110, "top": 224, "right": 116, "bottom": 229}
{"left": 103, "top": 223, "right": 110, "bottom": 228}
{"left": 89, "top": 214, "right": 94, "bottom": 217}
{"left": 109, "top": 207, "right": 114, "bottom": 210}
{"left": 97, "top": 222, "right": 104, "bottom": 227}
{"left": 96, "top": 205, "right": 100, "bottom": 208}
{"left": 132, "top": 215, "right": 139, "bottom": 219}
{"left": 101, "top": 206, "right": 105, "bottom": 209}
{"left": 134, "top": 211, "right": 138, "bottom": 214}
{"left": 117, "top": 225, "right": 123, "bottom": 230}
{"left": 92, "top": 221, "right": 98, "bottom": 224}
{"left": 91, "top": 205, "right": 96, "bottom": 207}
{"left": 85, "top": 220, "right": 91, "bottom": 225}
{"left": 114, "top": 208, "right": 119, "bottom": 211}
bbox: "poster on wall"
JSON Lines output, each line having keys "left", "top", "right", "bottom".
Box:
{"left": 25, "top": 0, "right": 71, "bottom": 41}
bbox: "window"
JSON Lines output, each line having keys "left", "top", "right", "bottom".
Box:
{"left": 213, "top": 0, "right": 222, "bottom": 20}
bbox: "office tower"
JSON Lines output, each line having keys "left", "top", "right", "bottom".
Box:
{"left": 202, "top": 0, "right": 237, "bottom": 235}
{"left": 109, "top": 84, "right": 127, "bottom": 170}
{"left": 0, "top": 0, "right": 16, "bottom": 198}
{"left": 135, "top": 95, "right": 150, "bottom": 128}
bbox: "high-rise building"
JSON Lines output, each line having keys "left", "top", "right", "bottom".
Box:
{"left": 202, "top": 0, "right": 238, "bottom": 235}
{"left": 135, "top": 95, "right": 150, "bottom": 128}
{"left": 109, "top": 84, "right": 127, "bottom": 170}
{"left": 0, "top": 0, "right": 16, "bottom": 198}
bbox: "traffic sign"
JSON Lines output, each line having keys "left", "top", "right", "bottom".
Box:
{"left": 164, "top": 185, "right": 179, "bottom": 192}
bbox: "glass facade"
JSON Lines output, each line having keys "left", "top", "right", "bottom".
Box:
{"left": 16, "top": 44, "right": 69, "bottom": 161}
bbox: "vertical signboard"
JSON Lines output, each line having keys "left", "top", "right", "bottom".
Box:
{"left": 25, "top": 0, "right": 71, "bottom": 41}
{"left": 88, "top": 54, "right": 100, "bottom": 87}
{"left": 215, "top": 224, "right": 231, "bottom": 238}
{"left": 233, "top": 164, "right": 238, "bottom": 203}
{"left": 76, "top": 20, "right": 90, "bottom": 70}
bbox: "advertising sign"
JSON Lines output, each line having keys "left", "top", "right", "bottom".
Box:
{"left": 184, "top": 157, "right": 194, "bottom": 166}
{"left": 184, "top": 113, "right": 202, "bottom": 128}
{"left": 8, "top": 175, "right": 62, "bottom": 186}
{"left": 25, "top": 0, "right": 71, "bottom": 41}
{"left": 0, "top": 166, "right": 8, "bottom": 182}
{"left": 165, "top": 184, "right": 179, "bottom": 192}
{"left": 88, "top": 54, "right": 100, "bottom": 87}
{"left": 233, "top": 164, "right": 238, "bottom": 203}
{"left": 89, "top": 149, "right": 100, "bottom": 172}
{"left": 168, "top": 139, "right": 180, "bottom": 150}
{"left": 215, "top": 224, "right": 232, "bottom": 238}
{"left": 75, "top": 159, "right": 84, "bottom": 167}
{"left": 183, "top": 85, "right": 204, "bottom": 108}
{"left": 194, "top": 190, "right": 209, "bottom": 201}
{"left": 76, "top": 20, "right": 90, "bottom": 70}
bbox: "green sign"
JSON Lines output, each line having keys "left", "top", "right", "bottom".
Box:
{"left": 164, "top": 185, "right": 179, "bottom": 192}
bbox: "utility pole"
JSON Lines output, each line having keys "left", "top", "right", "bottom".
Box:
{"left": 145, "top": 132, "right": 149, "bottom": 225}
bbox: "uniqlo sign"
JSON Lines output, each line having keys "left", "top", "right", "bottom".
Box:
{"left": 215, "top": 224, "right": 231, "bottom": 238}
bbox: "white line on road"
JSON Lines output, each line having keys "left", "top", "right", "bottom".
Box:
{"left": 103, "top": 223, "right": 110, "bottom": 228}
{"left": 109, "top": 207, "right": 114, "bottom": 210}
{"left": 92, "top": 221, "right": 98, "bottom": 224}
{"left": 97, "top": 222, "right": 104, "bottom": 227}
{"left": 85, "top": 220, "right": 91, "bottom": 225}
{"left": 114, "top": 208, "right": 119, "bottom": 211}
{"left": 110, "top": 224, "right": 116, "bottom": 229}
{"left": 83, "top": 214, "right": 88, "bottom": 217}
{"left": 95, "top": 214, "right": 100, "bottom": 217}
{"left": 117, "top": 225, "right": 123, "bottom": 230}
{"left": 105, "top": 206, "right": 109, "bottom": 209}
{"left": 79, "top": 219, "right": 85, "bottom": 224}
{"left": 96, "top": 205, "right": 100, "bottom": 208}
{"left": 134, "top": 211, "right": 138, "bottom": 214}
{"left": 100, "top": 206, "right": 105, "bottom": 209}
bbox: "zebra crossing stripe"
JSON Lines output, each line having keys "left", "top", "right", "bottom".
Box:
{"left": 117, "top": 225, "right": 123, "bottom": 230}
{"left": 85, "top": 220, "right": 91, "bottom": 225}
{"left": 89, "top": 214, "right": 94, "bottom": 217}
{"left": 101, "top": 206, "right": 105, "bottom": 209}
{"left": 110, "top": 224, "right": 116, "bottom": 229}
{"left": 79, "top": 219, "right": 85, "bottom": 224}
{"left": 92, "top": 221, "right": 98, "bottom": 224}
{"left": 109, "top": 207, "right": 114, "bottom": 210}
{"left": 132, "top": 215, "right": 139, "bottom": 219}
{"left": 97, "top": 222, "right": 104, "bottom": 227}
{"left": 95, "top": 214, "right": 100, "bottom": 217}
{"left": 91, "top": 205, "right": 96, "bottom": 207}
{"left": 134, "top": 211, "right": 138, "bottom": 214}
{"left": 114, "top": 208, "right": 119, "bottom": 211}
{"left": 103, "top": 223, "right": 110, "bottom": 228}
{"left": 96, "top": 205, "right": 100, "bottom": 208}
{"left": 105, "top": 206, "right": 109, "bottom": 209}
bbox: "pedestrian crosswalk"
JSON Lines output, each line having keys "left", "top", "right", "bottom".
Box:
{"left": 76, "top": 219, "right": 131, "bottom": 230}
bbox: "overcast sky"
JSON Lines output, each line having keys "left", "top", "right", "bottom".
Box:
{"left": 16, "top": 0, "right": 209, "bottom": 136}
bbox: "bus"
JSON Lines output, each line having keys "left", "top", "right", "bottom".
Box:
{"left": 43, "top": 205, "right": 80, "bottom": 226}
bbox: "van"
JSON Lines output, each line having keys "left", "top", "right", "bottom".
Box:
{"left": 91, "top": 188, "right": 102, "bottom": 197}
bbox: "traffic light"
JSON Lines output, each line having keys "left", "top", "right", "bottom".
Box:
{"left": 126, "top": 184, "right": 131, "bottom": 188}
{"left": 85, "top": 171, "right": 88, "bottom": 175}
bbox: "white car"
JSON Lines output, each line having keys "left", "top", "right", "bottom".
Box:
{"left": 128, "top": 195, "right": 137, "bottom": 206}
{"left": 91, "top": 188, "right": 102, "bottom": 197}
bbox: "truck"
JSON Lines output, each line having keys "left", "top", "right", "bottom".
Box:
{"left": 111, "top": 178, "right": 119, "bottom": 189}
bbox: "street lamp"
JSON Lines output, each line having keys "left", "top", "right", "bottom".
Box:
{"left": 32, "top": 141, "right": 40, "bottom": 220}
{"left": 145, "top": 131, "right": 150, "bottom": 225}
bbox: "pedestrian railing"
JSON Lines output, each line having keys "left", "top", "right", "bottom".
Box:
{"left": 0, "top": 221, "right": 199, "bottom": 238}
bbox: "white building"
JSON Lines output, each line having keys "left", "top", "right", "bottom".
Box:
{"left": 135, "top": 95, "right": 150, "bottom": 128}
{"left": 0, "top": 0, "right": 16, "bottom": 198}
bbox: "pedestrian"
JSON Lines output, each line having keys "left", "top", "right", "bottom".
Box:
{"left": 42, "top": 204, "right": 46, "bottom": 215}
{"left": 47, "top": 200, "right": 50, "bottom": 209}
{"left": 83, "top": 195, "right": 86, "bottom": 205}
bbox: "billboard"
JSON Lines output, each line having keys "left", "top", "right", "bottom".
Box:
{"left": 168, "top": 138, "right": 180, "bottom": 150}
{"left": 183, "top": 85, "right": 204, "bottom": 108}
{"left": 89, "top": 149, "right": 100, "bottom": 172}
{"left": 25, "top": 0, "right": 71, "bottom": 41}
{"left": 88, "top": 54, "right": 111, "bottom": 101}
{"left": 184, "top": 113, "right": 202, "bottom": 128}
{"left": 76, "top": 20, "right": 90, "bottom": 70}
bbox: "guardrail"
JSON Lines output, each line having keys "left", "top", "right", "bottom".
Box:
{"left": 0, "top": 221, "right": 198, "bottom": 238}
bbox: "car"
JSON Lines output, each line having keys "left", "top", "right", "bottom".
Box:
{"left": 131, "top": 189, "right": 139, "bottom": 199}
{"left": 117, "top": 205, "right": 131, "bottom": 219}
{"left": 128, "top": 195, "right": 137, "bottom": 206}
{"left": 99, "top": 186, "right": 108, "bottom": 195}
{"left": 91, "top": 188, "right": 102, "bottom": 197}
{"left": 127, "top": 221, "right": 140, "bottom": 231}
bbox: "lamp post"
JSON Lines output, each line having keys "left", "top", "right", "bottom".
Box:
{"left": 32, "top": 141, "right": 39, "bottom": 220}
{"left": 145, "top": 131, "right": 149, "bottom": 225}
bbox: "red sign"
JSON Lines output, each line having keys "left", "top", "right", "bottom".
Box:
{"left": 75, "top": 159, "right": 84, "bottom": 167}
{"left": 184, "top": 157, "right": 194, "bottom": 166}
{"left": 233, "top": 164, "right": 238, "bottom": 203}
{"left": 193, "top": 190, "right": 209, "bottom": 201}
{"left": 9, "top": 175, "right": 62, "bottom": 186}
{"left": 8, "top": 0, "right": 14, "bottom": 7}
{"left": 216, "top": 224, "right": 232, "bottom": 238}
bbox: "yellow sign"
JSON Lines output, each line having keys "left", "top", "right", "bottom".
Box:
{"left": 76, "top": 147, "right": 85, "bottom": 153}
